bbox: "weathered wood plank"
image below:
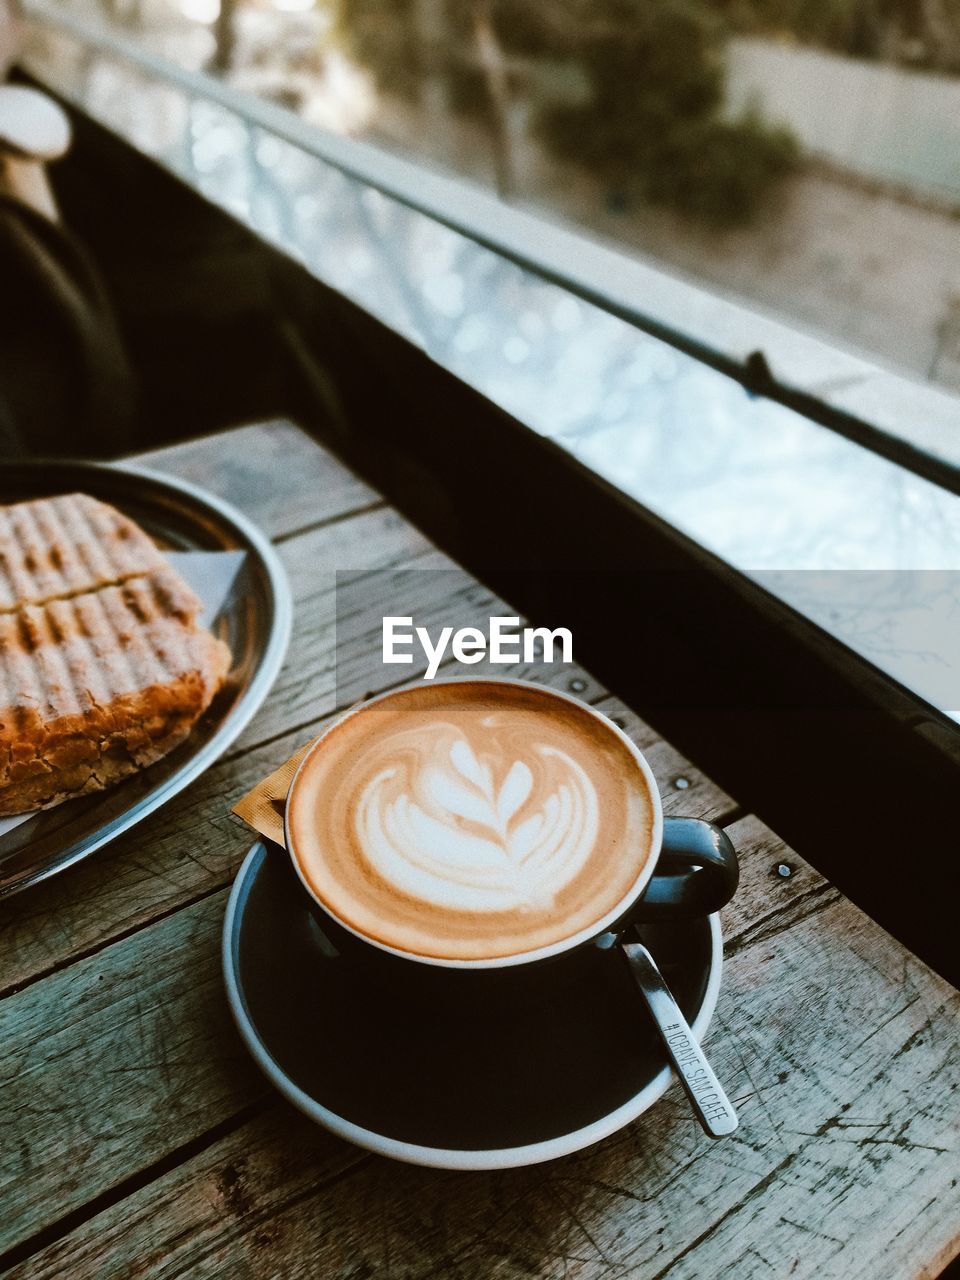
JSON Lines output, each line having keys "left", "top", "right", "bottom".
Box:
{"left": 2, "top": 1109, "right": 367, "bottom": 1280}
{"left": 235, "top": 513, "right": 591, "bottom": 754}
{"left": 593, "top": 695, "right": 736, "bottom": 825}
{"left": 315, "top": 560, "right": 609, "bottom": 712}
{"left": 0, "top": 727, "right": 318, "bottom": 998}
{"left": 10, "top": 817, "right": 956, "bottom": 1280}
{"left": 222, "top": 507, "right": 439, "bottom": 752}
{"left": 134, "top": 423, "right": 608, "bottom": 741}
{"left": 0, "top": 714, "right": 735, "bottom": 1255}
{"left": 135, "top": 420, "right": 380, "bottom": 540}
{"left": 0, "top": 891, "right": 263, "bottom": 1257}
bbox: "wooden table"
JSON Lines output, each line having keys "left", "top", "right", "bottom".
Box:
{"left": 1, "top": 422, "right": 957, "bottom": 1280}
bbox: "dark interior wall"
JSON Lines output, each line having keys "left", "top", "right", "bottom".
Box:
{"left": 43, "top": 102, "right": 310, "bottom": 451}
{"left": 35, "top": 95, "right": 960, "bottom": 989}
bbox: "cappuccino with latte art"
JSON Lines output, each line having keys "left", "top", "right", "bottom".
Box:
{"left": 286, "top": 680, "right": 658, "bottom": 962}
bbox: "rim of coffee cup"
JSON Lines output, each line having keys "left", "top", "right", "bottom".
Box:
{"left": 284, "top": 676, "right": 665, "bottom": 970}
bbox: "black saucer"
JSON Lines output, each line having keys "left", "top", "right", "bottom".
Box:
{"left": 223, "top": 841, "right": 722, "bottom": 1169}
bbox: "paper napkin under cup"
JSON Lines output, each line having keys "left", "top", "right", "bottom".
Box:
{"left": 231, "top": 739, "right": 316, "bottom": 847}
{"left": 231, "top": 696, "right": 371, "bottom": 846}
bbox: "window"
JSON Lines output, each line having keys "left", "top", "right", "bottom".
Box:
{"left": 25, "top": 0, "right": 960, "bottom": 399}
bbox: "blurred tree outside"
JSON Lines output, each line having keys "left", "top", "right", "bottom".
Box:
{"left": 714, "top": 0, "right": 960, "bottom": 74}
{"left": 336, "top": 0, "right": 799, "bottom": 225}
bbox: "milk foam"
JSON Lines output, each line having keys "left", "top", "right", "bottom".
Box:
{"left": 355, "top": 722, "right": 598, "bottom": 914}
{"left": 286, "top": 682, "right": 656, "bottom": 961}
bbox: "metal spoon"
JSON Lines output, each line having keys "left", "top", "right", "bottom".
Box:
{"left": 621, "top": 938, "right": 738, "bottom": 1139}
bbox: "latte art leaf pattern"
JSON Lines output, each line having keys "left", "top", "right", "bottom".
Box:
{"left": 288, "top": 685, "right": 656, "bottom": 960}
{"left": 355, "top": 725, "right": 600, "bottom": 913}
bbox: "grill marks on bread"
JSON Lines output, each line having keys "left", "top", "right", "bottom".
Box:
{"left": 0, "top": 495, "right": 231, "bottom": 815}
{"left": 0, "top": 493, "right": 164, "bottom": 612}
{"left": 0, "top": 569, "right": 199, "bottom": 719}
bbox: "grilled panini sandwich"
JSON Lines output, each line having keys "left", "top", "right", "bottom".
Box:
{"left": 0, "top": 495, "right": 231, "bottom": 816}
{"left": 0, "top": 493, "right": 165, "bottom": 611}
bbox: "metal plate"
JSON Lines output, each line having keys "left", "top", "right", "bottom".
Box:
{"left": 0, "top": 459, "right": 292, "bottom": 897}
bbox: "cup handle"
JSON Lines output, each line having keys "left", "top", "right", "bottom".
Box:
{"left": 627, "top": 816, "right": 739, "bottom": 921}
